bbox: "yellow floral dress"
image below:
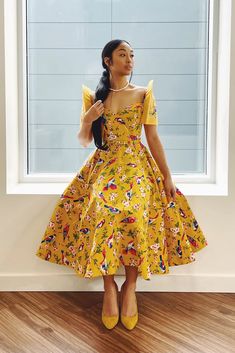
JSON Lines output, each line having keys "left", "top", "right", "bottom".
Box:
{"left": 35, "top": 79, "right": 208, "bottom": 280}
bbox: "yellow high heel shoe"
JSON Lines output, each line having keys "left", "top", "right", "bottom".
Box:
{"left": 101, "top": 281, "right": 119, "bottom": 329}
{"left": 120, "top": 281, "right": 138, "bottom": 330}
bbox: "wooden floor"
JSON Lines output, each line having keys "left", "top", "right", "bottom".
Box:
{"left": 0, "top": 291, "right": 234, "bottom": 353}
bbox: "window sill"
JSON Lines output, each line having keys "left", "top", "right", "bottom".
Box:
{"left": 6, "top": 175, "right": 228, "bottom": 195}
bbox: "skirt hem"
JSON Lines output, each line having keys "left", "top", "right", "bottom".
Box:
{"left": 35, "top": 241, "right": 208, "bottom": 281}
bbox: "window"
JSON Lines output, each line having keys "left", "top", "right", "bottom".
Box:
{"left": 5, "top": 0, "right": 231, "bottom": 194}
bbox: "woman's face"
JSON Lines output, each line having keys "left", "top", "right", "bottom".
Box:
{"left": 106, "top": 42, "right": 134, "bottom": 76}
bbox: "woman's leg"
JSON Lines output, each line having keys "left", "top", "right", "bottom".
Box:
{"left": 124, "top": 265, "right": 138, "bottom": 288}
{"left": 121, "top": 266, "right": 138, "bottom": 316}
{"left": 102, "top": 274, "right": 119, "bottom": 316}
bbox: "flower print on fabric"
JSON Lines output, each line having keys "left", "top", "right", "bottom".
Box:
{"left": 36, "top": 80, "right": 208, "bottom": 280}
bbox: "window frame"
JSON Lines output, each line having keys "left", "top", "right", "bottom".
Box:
{"left": 4, "top": 0, "right": 231, "bottom": 195}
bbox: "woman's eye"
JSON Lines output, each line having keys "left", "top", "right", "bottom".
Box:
{"left": 120, "top": 54, "right": 134, "bottom": 57}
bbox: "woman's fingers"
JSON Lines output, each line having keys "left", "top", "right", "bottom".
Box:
{"left": 94, "top": 99, "right": 102, "bottom": 106}
{"left": 95, "top": 100, "right": 103, "bottom": 108}
{"left": 95, "top": 100, "right": 103, "bottom": 107}
{"left": 95, "top": 100, "right": 104, "bottom": 114}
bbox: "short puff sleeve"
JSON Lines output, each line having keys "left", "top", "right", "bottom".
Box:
{"left": 141, "top": 79, "right": 158, "bottom": 125}
{"left": 80, "top": 84, "right": 94, "bottom": 124}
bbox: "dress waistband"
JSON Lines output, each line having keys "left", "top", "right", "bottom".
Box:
{"left": 105, "top": 135, "right": 141, "bottom": 145}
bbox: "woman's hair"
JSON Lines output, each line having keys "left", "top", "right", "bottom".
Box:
{"left": 91, "top": 39, "right": 133, "bottom": 150}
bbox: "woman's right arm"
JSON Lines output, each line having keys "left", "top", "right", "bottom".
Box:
{"left": 77, "top": 112, "right": 93, "bottom": 147}
{"left": 77, "top": 92, "right": 104, "bottom": 147}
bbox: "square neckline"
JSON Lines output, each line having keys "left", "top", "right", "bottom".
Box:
{"left": 103, "top": 101, "right": 144, "bottom": 116}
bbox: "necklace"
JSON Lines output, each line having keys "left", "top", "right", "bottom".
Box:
{"left": 109, "top": 81, "right": 129, "bottom": 92}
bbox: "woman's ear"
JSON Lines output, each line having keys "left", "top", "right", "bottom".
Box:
{"left": 104, "top": 57, "right": 110, "bottom": 67}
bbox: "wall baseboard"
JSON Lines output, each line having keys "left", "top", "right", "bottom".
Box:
{"left": 0, "top": 273, "right": 234, "bottom": 292}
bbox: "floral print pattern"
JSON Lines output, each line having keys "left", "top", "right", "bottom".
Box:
{"left": 35, "top": 80, "right": 208, "bottom": 280}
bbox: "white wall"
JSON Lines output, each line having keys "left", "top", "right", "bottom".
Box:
{"left": 0, "top": 0, "right": 234, "bottom": 291}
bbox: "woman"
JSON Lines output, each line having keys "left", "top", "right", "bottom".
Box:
{"left": 36, "top": 39, "right": 208, "bottom": 331}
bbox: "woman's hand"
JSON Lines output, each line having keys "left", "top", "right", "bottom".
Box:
{"left": 83, "top": 100, "right": 105, "bottom": 124}
{"left": 163, "top": 175, "right": 177, "bottom": 203}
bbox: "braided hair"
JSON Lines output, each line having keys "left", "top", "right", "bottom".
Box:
{"left": 92, "top": 39, "right": 133, "bottom": 150}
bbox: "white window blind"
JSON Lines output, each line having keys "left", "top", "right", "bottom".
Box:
{"left": 27, "top": 0, "right": 209, "bottom": 174}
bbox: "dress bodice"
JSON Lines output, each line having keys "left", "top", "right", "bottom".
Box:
{"left": 102, "top": 102, "right": 145, "bottom": 145}
{"left": 80, "top": 79, "right": 158, "bottom": 152}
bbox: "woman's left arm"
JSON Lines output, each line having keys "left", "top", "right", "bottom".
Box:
{"left": 144, "top": 124, "right": 176, "bottom": 202}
